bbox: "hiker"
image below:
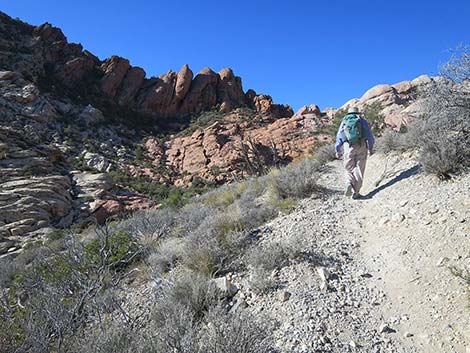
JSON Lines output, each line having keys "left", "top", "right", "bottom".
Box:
{"left": 335, "top": 107, "right": 375, "bottom": 199}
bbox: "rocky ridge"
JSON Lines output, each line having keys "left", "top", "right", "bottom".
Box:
{"left": 0, "top": 11, "right": 292, "bottom": 120}
{"left": 338, "top": 75, "right": 457, "bottom": 130}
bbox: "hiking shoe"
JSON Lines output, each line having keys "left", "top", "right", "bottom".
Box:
{"left": 352, "top": 193, "right": 363, "bottom": 200}
{"left": 344, "top": 185, "right": 353, "bottom": 197}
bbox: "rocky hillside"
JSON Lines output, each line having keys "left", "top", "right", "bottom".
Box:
{"left": 0, "top": 11, "right": 305, "bottom": 254}
{"left": 337, "top": 74, "right": 457, "bottom": 130}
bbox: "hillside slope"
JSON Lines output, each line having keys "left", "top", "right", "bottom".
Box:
{"left": 238, "top": 153, "right": 469, "bottom": 352}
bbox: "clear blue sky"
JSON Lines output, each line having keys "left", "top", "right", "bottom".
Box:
{"left": 2, "top": 0, "right": 469, "bottom": 111}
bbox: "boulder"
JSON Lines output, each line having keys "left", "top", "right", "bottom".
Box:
{"left": 79, "top": 105, "right": 105, "bottom": 125}
{"left": 83, "top": 152, "right": 111, "bottom": 173}
{"left": 0, "top": 71, "right": 19, "bottom": 81}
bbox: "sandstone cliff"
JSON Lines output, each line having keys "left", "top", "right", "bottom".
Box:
{"left": 0, "top": 12, "right": 292, "bottom": 121}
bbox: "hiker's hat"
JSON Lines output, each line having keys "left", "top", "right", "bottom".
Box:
{"left": 347, "top": 107, "right": 360, "bottom": 114}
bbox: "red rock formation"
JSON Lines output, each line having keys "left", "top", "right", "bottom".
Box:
{"left": 118, "top": 66, "right": 146, "bottom": 105}
{"left": 136, "top": 107, "right": 332, "bottom": 186}
{"left": 100, "top": 56, "right": 131, "bottom": 98}
{"left": 1, "top": 11, "right": 291, "bottom": 122}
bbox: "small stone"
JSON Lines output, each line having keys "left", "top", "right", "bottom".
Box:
{"left": 429, "top": 208, "right": 439, "bottom": 215}
{"left": 228, "top": 298, "right": 246, "bottom": 313}
{"left": 278, "top": 290, "right": 291, "bottom": 302}
{"left": 404, "top": 332, "right": 413, "bottom": 338}
{"left": 379, "top": 323, "right": 396, "bottom": 333}
{"left": 212, "top": 277, "right": 238, "bottom": 297}
{"left": 359, "top": 272, "right": 373, "bottom": 278}
{"left": 316, "top": 267, "right": 330, "bottom": 282}
{"left": 379, "top": 217, "right": 390, "bottom": 226}
{"left": 349, "top": 340, "right": 357, "bottom": 348}
{"left": 400, "top": 200, "right": 409, "bottom": 207}
{"left": 437, "top": 216, "right": 448, "bottom": 223}
{"left": 392, "top": 213, "right": 405, "bottom": 223}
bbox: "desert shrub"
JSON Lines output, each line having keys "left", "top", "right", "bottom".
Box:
{"left": 146, "top": 302, "right": 198, "bottom": 353}
{"left": 176, "top": 202, "right": 213, "bottom": 237}
{"left": 376, "top": 130, "right": 408, "bottom": 154}
{"left": 236, "top": 191, "right": 277, "bottom": 230}
{"left": 247, "top": 241, "right": 292, "bottom": 273}
{"left": 213, "top": 208, "right": 245, "bottom": 236}
{"left": 116, "top": 208, "right": 176, "bottom": 241}
{"left": 418, "top": 126, "right": 462, "bottom": 178}
{"left": 84, "top": 229, "right": 141, "bottom": 271}
{"left": 235, "top": 137, "right": 289, "bottom": 176}
{"left": 413, "top": 46, "right": 470, "bottom": 178}
{"left": 246, "top": 237, "right": 305, "bottom": 294}
{"left": 181, "top": 229, "right": 228, "bottom": 277}
{"left": 160, "top": 274, "right": 220, "bottom": 321}
{"left": 313, "top": 143, "right": 337, "bottom": 164}
{"left": 200, "top": 307, "right": 274, "bottom": 353}
{"left": 271, "top": 158, "right": 321, "bottom": 199}
{"left": 0, "top": 228, "right": 144, "bottom": 353}
{"left": 202, "top": 183, "right": 242, "bottom": 208}
{"left": 71, "top": 324, "right": 138, "bottom": 353}
{"left": 109, "top": 170, "right": 172, "bottom": 202}
{"left": 315, "top": 108, "right": 347, "bottom": 137}
{"left": 249, "top": 269, "right": 277, "bottom": 294}
{"left": 148, "top": 237, "right": 185, "bottom": 275}
{"left": 180, "top": 214, "right": 249, "bottom": 277}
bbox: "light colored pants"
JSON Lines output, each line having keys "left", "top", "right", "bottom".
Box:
{"left": 343, "top": 141, "right": 368, "bottom": 194}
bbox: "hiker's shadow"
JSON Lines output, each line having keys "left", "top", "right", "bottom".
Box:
{"left": 362, "top": 164, "right": 421, "bottom": 200}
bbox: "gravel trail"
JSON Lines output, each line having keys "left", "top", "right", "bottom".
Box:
{"left": 240, "top": 153, "right": 469, "bottom": 353}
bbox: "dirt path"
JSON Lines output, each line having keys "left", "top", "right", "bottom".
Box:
{"left": 335, "top": 152, "right": 470, "bottom": 353}
{"left": 248, "top": 152, "right": 469, "bottom": 353}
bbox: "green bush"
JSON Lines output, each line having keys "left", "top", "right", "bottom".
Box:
{"left": 84, "top": 230, "right": 139, "bottom": 270}
{"left": 363, "top": 101, "right": 385, "bottom": 135}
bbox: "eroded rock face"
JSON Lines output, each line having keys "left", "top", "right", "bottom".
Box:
{"left": 0, "top": 12, "right": 291, "bottom": 121}
{"left": 73, "top": 172, "right": 153, "bottom": 225}
{"left": 136, "top": 108, "right": 331, "bottom": 186}
{"left": 100, "top": 56, "right": 131, "bottom": 98}
{"left": 0, "top": 129, "right": 73, "bottom": 253}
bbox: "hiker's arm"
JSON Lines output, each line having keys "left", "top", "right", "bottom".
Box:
{"left": 335, "top": 121, "right": 345, "bottom": 155}
{"left": 362, "top": 118, "right": 375, "bottom": 152}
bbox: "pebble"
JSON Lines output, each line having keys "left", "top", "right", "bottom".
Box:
{"left": 392, "top": 213, "right": 406, "bottom": 223}
{"left": 379, "top": 323, "right": 396, "bottom": 333}
{"left": 278, "top": 290, "right": 292, "bottom": 302}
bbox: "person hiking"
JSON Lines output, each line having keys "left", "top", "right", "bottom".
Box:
{"left": 335, "top": 107, "right": 375, "bottom": 199}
